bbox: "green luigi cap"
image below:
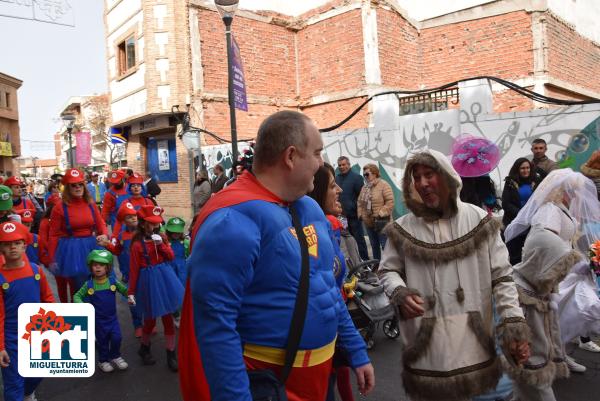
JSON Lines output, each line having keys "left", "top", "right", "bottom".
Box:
{"left": 0, "top": 185, "right": 13, "bottom": 211}
{"left": 87, "top": 249, "right": 114, "bottom": 266}
{"left": 166, "top": 217, "right": 185, "bottom": 233}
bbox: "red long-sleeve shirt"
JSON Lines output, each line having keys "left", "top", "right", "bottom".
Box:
{"left": 106, "top": 227, "right": 136, "bottom": 256}
{"left": 101, "top": 187, "right": 128, "bottom": 224}
{"left": 128, "top": 236, "right": 174, "bottom": 296}
{"left": 38, "top": 217, "right": 50, "bottom": 266}
{"left": 0, "top": 259, "right": 55, "bottom": 350}
{"left": 48, "top": 198, "right": 107, "bottom": 263}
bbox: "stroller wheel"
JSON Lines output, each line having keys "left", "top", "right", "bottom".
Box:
{"left": 383, "top": 319, "right": 400, "bottom": 339}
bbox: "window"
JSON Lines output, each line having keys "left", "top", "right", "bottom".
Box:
{"left": 118, "top": 34, "right": 136, "bottom": 76}
{"left": 5, "top": 92, "right": 10, "bottom": 109}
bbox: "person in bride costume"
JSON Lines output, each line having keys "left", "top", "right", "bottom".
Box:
{"left": 504, "top": 168, "right": 600, "bottom": 374}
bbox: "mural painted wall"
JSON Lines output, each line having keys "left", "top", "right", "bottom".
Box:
{"left": 320, "top": 80, "right": 600, "bottom": 217}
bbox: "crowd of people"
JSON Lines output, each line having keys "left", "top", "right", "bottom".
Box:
{"left": 1, "top": 109, "right": 600, "bottom": 401}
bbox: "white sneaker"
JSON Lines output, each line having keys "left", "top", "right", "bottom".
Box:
{"left": 579, "top": 339, "right": 600, "bottom": 353}
{"left": 565, "top": 355, "right": 586, "bottom": 373}
{"left": 23, "top": 392, "right": 37, "bottom": 401}
{"left": 111, "top": 356, "right": 128, "bottom": 370}
{"left": 98, "top": 361, "right": 115, "bottom": 372}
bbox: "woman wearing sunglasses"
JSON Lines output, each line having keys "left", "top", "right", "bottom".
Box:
{"left": 357, "top": 164, "right": 394, "bottom": 261}
{"left": 47, "top": 168, "right": 109, "bottom": 302}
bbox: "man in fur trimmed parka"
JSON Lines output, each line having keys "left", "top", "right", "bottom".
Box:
{"left": 378, "top": 150, "right": 531, "bottom": 401}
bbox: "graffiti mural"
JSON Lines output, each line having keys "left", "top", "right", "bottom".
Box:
{"left": 321, "top": 97, "right": 600, "bottom": 216}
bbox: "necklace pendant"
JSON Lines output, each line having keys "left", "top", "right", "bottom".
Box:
{"left": 456, "top": 287, "right": 465, "bottom": 303}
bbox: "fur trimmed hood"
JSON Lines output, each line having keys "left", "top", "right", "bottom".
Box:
{"left": 513, "top": 225, "right": 582, "bottom": 296}
{"left": 402, "top": 150, "right": 463, "bottom": 221}
{"left": 581, "top": 163, "right": 600, "bottom": 179}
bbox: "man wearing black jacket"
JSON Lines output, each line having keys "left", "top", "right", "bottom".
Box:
{"left": 144, "top": 171, "right": 162, "bottom": 199}
{"left": 335, "top": 156, "right": 369, "bottom": 260}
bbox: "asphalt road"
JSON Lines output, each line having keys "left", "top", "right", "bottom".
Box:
{"left": 3, "top": 272, "right": 599, "bottom": 401}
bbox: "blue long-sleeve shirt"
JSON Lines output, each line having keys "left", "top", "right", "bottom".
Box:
{"left": 188, "top": 196, "right": 369, "bottom": 401}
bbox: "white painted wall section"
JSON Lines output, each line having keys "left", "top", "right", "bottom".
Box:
{"left": 106, "top": 0, "right": 142, "bottom": 34}
{"left": 548, "top": 0, "right": 600, "bottom": 44}
{"left": 156, "top": 59, "right": 170, "bottom": 83}
{"left": 106, "top": 11, "right": 143, "bottom": 58}
{"left": 110, "top": 64, "right": 146, "bottom": 99}
{"left": 362, "top": 4, "right": 381, "bottom": 86}
{"left": 157, "top": 85, "right": 171, "bottom": 111}
{"left": 189, "top": 7, "right": 204, "bottom": 93}
{"left": 153, "top": 4, "right": 168, "bottom": 30}
{"left": 111, "top": 89, "right": 147, "bottom": 122}
{"left": 154, "top": 32, "right": 169, "bottom": 57}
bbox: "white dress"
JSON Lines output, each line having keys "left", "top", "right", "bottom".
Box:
{"left": 534, "top": 202, "right": 600, "bottom": 342}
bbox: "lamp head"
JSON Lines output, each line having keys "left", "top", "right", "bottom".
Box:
{"left": 62, "top": 114, "right": 76, "bottom": 130}
{"left": 214, "top": 0, "right": 239, "bottom": 20}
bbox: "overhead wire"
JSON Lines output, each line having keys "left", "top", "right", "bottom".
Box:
{"left": 319, "top": 75, "right": 600, "bottom": 132}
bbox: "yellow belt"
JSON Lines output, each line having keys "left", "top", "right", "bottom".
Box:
{"left": 243, "top": 338, "right": 336, "bottom": 368}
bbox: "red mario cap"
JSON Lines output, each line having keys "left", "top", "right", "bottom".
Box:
{"left": 128, "top": 173, "right": 144, "bottom": 185}
{"left": 117, "top": 201, "right": 137, "bottom": 222}
{"left": 16, "top": 209, "right": 35, "bottom": 223}
{"left": 62, "top": 168, "right": 85, "bottom": 185}
{"left": 4, "top": 176, "right": 23, "bottom": 187}
{"left": 108, "top": 170, "right": 125, "bottom": 184}
{"left": 137, "top": 205, "right": 164, "bottom": 224}
{"left": 0, "top": 221, "right": 33, "bottom": 244}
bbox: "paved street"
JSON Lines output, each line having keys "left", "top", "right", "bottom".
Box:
{"left": 1, "top": 270, "right": 598, "bottom": 401}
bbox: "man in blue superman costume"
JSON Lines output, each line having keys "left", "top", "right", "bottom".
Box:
{"left": 178, "top": 111, "right": 374, "bottom": 401}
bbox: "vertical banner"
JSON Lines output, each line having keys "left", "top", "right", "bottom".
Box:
{"left": 75, "top": 131, "right": 91, "bottom": 165}
{"left": 231, "top": 36, "right": 248, "bottom": 111}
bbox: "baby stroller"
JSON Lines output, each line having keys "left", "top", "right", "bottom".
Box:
{"left": 345, "top": 259, "right": 399, "bottom": 349}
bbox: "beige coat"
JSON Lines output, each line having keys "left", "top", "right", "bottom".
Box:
{"left": 378, "top": 150, "right": 528, "bottom": 401}
{"left": 357, "top": 178, "right": 394, "bottom": 228}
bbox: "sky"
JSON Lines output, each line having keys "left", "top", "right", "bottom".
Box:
{"left": 0, "top": 0, "right": 107, "bottom": 159}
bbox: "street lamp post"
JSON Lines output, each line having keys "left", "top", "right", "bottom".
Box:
{"left": 215, "top": 0, "right": 240, "bottom": 162}
{"left": 62, "top": 114, "right": 76, "bottom": 168}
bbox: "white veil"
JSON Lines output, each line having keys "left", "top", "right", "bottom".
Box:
{"left": 504, "top": 168, "right": 600, "bottom": 254}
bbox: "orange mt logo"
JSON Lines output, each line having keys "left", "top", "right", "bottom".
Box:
{"left": 289, "top": 224, "right": 319, "bottom": 258}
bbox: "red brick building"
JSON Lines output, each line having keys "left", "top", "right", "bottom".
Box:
{"left": 104, "top": 0, "right": 600, "bottom": 218}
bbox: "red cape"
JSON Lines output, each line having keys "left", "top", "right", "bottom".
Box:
{"left": 178, "top": 172, "right": 284, "bottom": 401}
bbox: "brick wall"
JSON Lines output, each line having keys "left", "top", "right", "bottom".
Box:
{"left": 297, "top": 10, "right": 365, "bottom": 99}
{"left": 546, "top": 13, "right": 600, "bottom": 95}
{"left": 419, "top": 11, "right": 534, "bottom": 88}
{"left": 198, "top": 9, "right": 298, "bottom": 99}
{"left": 301, "top": 97, "right": 370, "bottom": 130}
{"left": 492, "top": 88, "right": 534, "bottom": 113}
{"left": 544, "top": 84, "right": 593, "bottom": 103}
{"left": 377, "top": 8, "right": 420, "bottom": 89}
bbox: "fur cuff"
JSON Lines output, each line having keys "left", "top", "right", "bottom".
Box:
{"left": 501, "top": 356, "right": 569, "bottom": 387}
{"left": 497, "top": 317, "right": 531, "bottom": 367}
{"left": 390, "top": 286, "right": 421, "bottom": 307}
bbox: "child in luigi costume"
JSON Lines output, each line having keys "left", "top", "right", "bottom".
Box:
{"left": 73, "top": 249, "right": 130, "bottom": 373}
{"left": 0, "top": 185, "right": 16, "bottom": 224}
{"left": 0, "top": 221, "right": 54, "bottom": 401}
{"left": 165, "top": 217, "right": 190, "bottom": 285}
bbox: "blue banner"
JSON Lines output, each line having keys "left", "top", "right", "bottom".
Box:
{"left": 109, "top": 127, "right": 128, "bottom": 144}
{"left": 231, "top": 36, "right": 248, "bottom": 112}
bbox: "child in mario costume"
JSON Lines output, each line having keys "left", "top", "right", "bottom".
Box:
{"left": 102, "top": 170, "right": 129, "bottom": 227}
{"left": 129, "top": 205, "right": 183, "bottom": 371}
{"left": 73, "top": 250, "right": 129, "bottom": 373}
{"left": 0, "top": 221, "right": 55, "bottom": 401}
{"left": 16, "top": 209, "right": 40, "bottom": 265}
{"left": 99, "top": 201, "right": 143, "bottom": 337}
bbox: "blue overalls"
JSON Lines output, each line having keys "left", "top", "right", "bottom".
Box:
{"left": 26, "top": 234, "right": 40, "bottom": 265}
{"left": 107, "top": 190, "right": 131, "bottom": 227}
{"left": 56, "top": 203, "right": 103, "bottom": 289}
{"left": 0, "top": 264, "right": 43, "bottom": 401}
{"left": 116, "top": 228, "right": 142, "bottom": 329}
{"left": 83, "top": 277, "right": 122, "bottom": 363}
{"left": 169, "top": 239, "right": 187, "bottom": 286}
